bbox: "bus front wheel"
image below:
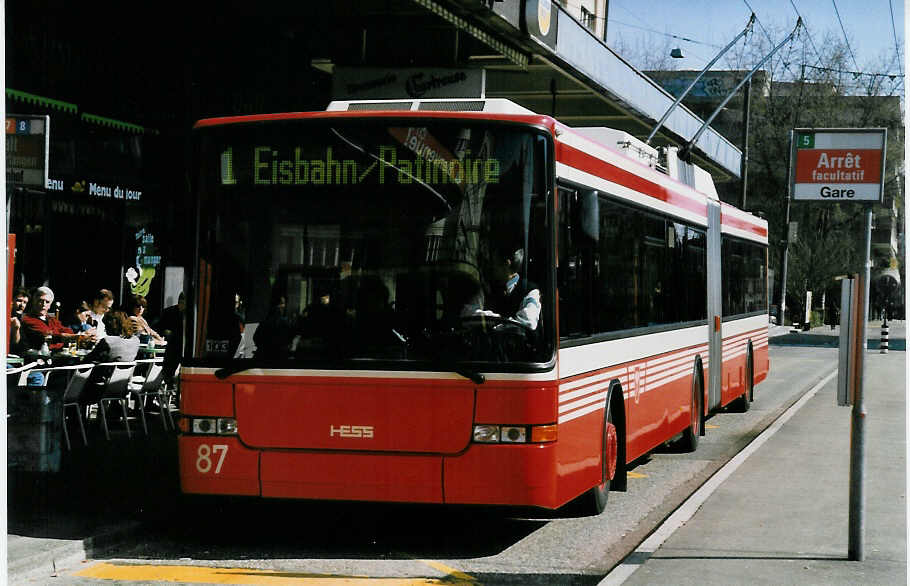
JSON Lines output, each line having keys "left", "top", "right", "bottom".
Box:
{"left": 588, "top": 401, "right": 618, "bottom": 515}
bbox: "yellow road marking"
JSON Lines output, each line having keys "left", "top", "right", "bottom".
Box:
{"left": 705, "top": 424, "right": 719, "bottom": 429}
{"left": 420, "top": 560, "right": 478, "bottom": 583}
{"left": 74, "top": 562, "right": 477, "bottom": 584}
{"left": 627, "top": 471, "right": 647, "bottom": 478}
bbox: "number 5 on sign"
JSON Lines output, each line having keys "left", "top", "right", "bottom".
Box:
{"left": 196, "top": 444, "right": 228, "bottom": 474}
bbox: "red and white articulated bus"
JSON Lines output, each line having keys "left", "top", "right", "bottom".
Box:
{"left": 178, "top": 98, "right": 768, "bottom": 514}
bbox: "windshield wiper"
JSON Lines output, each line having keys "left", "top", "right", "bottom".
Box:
{"left": 452, "top": 366, "right": 486, "bottom": 385}
{"left": 413, "top": 331, "right": 485, "bottom": 385}
{"left": 214, "top": 359, "right": 260, "bottom": 380}
{"left": 330, "top": 128, "right": 453, "bottom": 213}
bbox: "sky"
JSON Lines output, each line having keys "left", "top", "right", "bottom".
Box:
{"left": 605, "top": 0, "right": 905, "bottom": 84}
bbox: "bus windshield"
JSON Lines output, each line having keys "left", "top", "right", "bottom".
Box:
{"left": 193, "top": 118, "right": 553, "bottom": 369}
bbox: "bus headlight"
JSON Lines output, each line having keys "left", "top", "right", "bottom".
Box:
{"left": 188, "top": 417, "right": 238, "bottom": 435}
{"left": 500, "top": 426, "right": 527, "bottom": 443}
{"left": 217, "top": 418, "right": 238, "bottom": 434}
{"left": 473, "top": 424, "right": 500, "bottom": 443}
{"left": 192, "top": 418, "right": 216, "bottom": 434}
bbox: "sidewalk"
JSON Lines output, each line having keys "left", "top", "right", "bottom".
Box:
{"left": 618, "top": 349, "right": 907, "bottom": 585}
{"left": 7, "top": 426, "right": 178, "bottom": 582}
{"left": 769, "top": 319, "right": 906, "bottom": 350}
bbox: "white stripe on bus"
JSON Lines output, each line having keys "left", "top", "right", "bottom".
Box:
{"left": 556, "top": 162, "right": 708, "bottom": 227}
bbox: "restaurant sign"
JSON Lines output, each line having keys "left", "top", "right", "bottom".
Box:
{"left": 333, "top": 67, "right": 486, "bottom": 100}
{"left": 790, "top": 128, "right": 887, "bottom": 203}
{"left": 47, "top": 177, "right": 143, "bottom": 202}
{"left": 6, "top": 114, "right": 50, "bottom": 188}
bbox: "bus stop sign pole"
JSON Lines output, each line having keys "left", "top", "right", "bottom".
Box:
{"left": 847, "top": 205, "right": 872, "bottom": 561}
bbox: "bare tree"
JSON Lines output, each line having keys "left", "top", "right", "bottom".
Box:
{"left": 619, "top": 26, "right": 904, "bottom": 322}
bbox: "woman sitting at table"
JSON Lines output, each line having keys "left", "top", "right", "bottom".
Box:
{"left": 67, "top": 301, "right": 94, "bottom": 333}
{"left": 84, "top": 311, "right": 140, "bottom": 363}
{"left": 84, "top": 311, "right": 140, "bottom": 388}
{"left": 20, "top": 286, "right": 82, "bottom": 351}
{"left": 124, "top": 294, "right": 166, "bottom": 345}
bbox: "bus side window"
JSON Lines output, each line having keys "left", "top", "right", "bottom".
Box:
{"left": 558, "top": 188, "right": 592, "bottom": 339}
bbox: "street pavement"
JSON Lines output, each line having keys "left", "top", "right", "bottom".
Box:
{"left": 6, "top": 322, "right": 907, "bottom": 584}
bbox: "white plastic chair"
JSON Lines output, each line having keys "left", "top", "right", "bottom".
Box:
{"left": 61, "top": 365, "right": 95, "bottom": 449}
{"left": 128, "top": 361, "right": 167, "bottom": 432}
{"left": 97, "top": 362, "right": 137, "bottom": 440}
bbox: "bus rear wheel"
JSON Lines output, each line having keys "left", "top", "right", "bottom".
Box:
{"left": 680, "top": 366, "right": 701, "bottom": 452}
{"left": 733, "top": 350, "right": 753, "bottom": 412}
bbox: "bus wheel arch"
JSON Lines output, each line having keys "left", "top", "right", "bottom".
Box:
{"left": 579, "top": 380, "right": 626, "bottom": 515}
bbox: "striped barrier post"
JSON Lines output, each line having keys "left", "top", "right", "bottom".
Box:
{"left": 880, "top": 319, "right": 889, "bottom": 354}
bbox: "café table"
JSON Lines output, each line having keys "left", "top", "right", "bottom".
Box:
{"left": 138, "top": 343, "right": 167, "bottom": 359}
{"left": 22, "top": 348, "right": 91, "bottom": 367}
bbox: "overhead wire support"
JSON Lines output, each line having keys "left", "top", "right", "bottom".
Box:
{"left": 743, "top": 0, "right": 802, "bottom": 78}
{"left": 646, "top": 13, "right": 756, "bottom": 145}
{"left": 680, "top": 18, "right": 803, "bottom": 162}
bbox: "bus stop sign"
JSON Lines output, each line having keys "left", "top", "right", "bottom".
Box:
{"left": 790, "top": 128, "right": 886, "bottom": 203}
{"left": 6, "top": 114, "right": 50, "bottom": 188}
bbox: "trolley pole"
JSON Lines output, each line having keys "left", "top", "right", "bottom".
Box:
{"left": 848, "top": 205, "right": 872, "bottom": 561}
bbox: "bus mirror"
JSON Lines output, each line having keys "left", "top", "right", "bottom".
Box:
{"left": 579, "top": 191, "right": 599, "bottom": 241}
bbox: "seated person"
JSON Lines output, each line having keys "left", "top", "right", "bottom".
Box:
{"left": 9, "top": 287, "right": 29, "bottom": 355}
{"left": 462, "top": 248, "right": 541, "bottom": 330}
{"left": 124, "top": 294, "right": 166, "bottom": 344}
{"left": 20, "top": 286, "right": 81, "bottom": 351}
{"left": 84, "top": 311, "right": 140, "bottom": 363}
{"left": 89, "top": 288, "right": 115, "bottom": 339}
{"left": 67, "top": 301, "right": 94, "bottom": 333}
{"left": 84, "top": 311, "right": 140, "bottom": 387}
{"left": 253, "top": 295, "right": 295, "bottom": 359}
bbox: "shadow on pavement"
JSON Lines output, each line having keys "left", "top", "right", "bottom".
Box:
{"left": 8, "top": 424, "right": 179, "bottom": 540}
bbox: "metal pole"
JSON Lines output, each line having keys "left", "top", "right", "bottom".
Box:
{"left": 681, "top": 18, "right": 801, "bottom": 161}
{"left": 779, "top": 130, "right": 793, "bottom": 326}
{"left": 848, "top": 205, "right": 872, "bottom": 561}
{"left": 645, "top": 13, "right": 755, "bottom": 145}
{"left": 880, "top": 320, "right": 889, "bottom": 353}
{"left": 740, "top": 78, "right": 751, "bottom": 209}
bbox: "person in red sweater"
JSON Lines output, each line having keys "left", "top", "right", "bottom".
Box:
{"left": 20, "top": 286, "right": 83, "bottom": 351}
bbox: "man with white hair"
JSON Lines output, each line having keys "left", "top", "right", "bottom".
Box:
{"left": 20, "top": 286, "right": 80, "bottom": 351}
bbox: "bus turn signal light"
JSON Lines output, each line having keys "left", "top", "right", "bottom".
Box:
{"left": 530, "top": 424, "right": 558, "bottom": 443}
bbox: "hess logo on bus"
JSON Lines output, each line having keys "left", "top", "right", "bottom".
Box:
{"left": 330, "top": 425, "right": 374, "bottom": 439}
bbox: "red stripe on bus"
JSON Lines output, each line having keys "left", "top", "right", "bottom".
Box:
{"left": 556, "top": 143, "right": 707, "bottom": 219}
{"left": 721, "top": 209, "right": 768, "bottom": 238}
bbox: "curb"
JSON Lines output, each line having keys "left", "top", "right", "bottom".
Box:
{"left": 8, "top": 519, "right": 145, "bottom": 582}
{"left": 769, "top": 333, "right": 905, "bottom": 350}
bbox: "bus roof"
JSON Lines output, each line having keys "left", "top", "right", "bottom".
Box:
{"left": 194, "top": 99, "right": 767, "bottom": 243}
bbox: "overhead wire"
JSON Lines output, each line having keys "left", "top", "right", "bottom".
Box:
{"left": 609, "top": 20, "right": 723, "bottom": 49}
{"left": 888, "top": 0, "right": 904, "bottom": 77}
{"left": 787, "top": 0, "right": 824, "bottom": 67}
{"left": 803, "top": 63, "right": 905, "bottom": 78}
{"left": 830, "top": 0, "right": 859, "bottom": 71}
